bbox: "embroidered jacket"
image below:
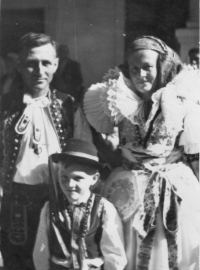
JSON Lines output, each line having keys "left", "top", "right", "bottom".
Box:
{"left": 0, "top": 89, "right": 75, "bottom": 192}
{"left": 50, "top": 194, "right": 104, "bottom": 267}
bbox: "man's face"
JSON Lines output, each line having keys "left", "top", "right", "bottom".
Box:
{"left": 19, "top": 43, "right": 58, "bottom": 97}
{"left": 58, "top": 163, "right": 99, "bottom": 204}
{"left": 190, "top": 53, "right": 200, "bottom": 69}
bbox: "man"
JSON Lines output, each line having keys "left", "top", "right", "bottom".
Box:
{"left": 0, "top": 32, "right": 92, "bottom": 270}
{"left": 0, "top": 52, "right": 19, "bottom": 96}
{"left": 188, "top": 47, "right": 199, "bottom": 69}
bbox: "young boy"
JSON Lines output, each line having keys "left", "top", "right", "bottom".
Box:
{"left": 33, "top": 139, "right": 127, "bottom": 270}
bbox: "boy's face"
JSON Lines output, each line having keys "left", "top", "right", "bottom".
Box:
{"left": 58, "top": 163, "right": 99, "bottom": 204}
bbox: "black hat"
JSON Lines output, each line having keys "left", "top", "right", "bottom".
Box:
{"left": 51, "top": 139, "right": 104, "bottom": 169}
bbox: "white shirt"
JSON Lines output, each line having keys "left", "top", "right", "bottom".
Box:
{"left": 14, "top": 92, "right": 93, "bottom": 185}
{"left": 33, "top": 197, "right": 127, "bottom": 270}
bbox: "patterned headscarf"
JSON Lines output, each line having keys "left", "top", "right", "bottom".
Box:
{"left": 126, "top": 36, "right": 183, "bottom": 89}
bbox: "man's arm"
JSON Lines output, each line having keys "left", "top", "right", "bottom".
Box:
{"left": 91, "top": 127, "right": 122, "bottom": 169}
{"left": 178, "top": 105, "right": 200, "bottom": 181}
{"left": 73, "top": 107, "right": 93, "bottom": 142}
{"left": 33, "top": 202, "right": 50, "bottom": 270}
{"left": 73, "top": 106, "right": 122, "bottom": 168}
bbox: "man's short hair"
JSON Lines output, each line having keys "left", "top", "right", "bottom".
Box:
{"left": 18, "top": 32, "right": 57, "bottom": 55}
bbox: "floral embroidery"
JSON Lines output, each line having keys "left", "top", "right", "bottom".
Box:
{"left": 136, "top": 172, "right": 181, "bottom": 270}
{"left": 143, "top": 173, "right": 160, "bottom": 232}
{"left": 119, "top": 112, "right": 178, "bottom": 156}
{"left": 147, "top": 114, "right": 175, "bottom": 147}
{"left": 137, "top": 230, "right": 156, "bottom": 270}
{"left": 168, "top": 240, "right": 178, "bottom": 270}
{"left": 105, "top": 178, "right": 136, "bottom": 221}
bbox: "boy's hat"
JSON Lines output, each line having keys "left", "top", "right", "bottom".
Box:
{"left": 51, "top": 139, "right": 104, "bottom": 169}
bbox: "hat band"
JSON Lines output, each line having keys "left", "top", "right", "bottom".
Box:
{"left": 65, "top": 151, "right": 99, "bottom": 162}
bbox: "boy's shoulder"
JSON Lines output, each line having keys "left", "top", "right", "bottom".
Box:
{"left": 93, "top": 193, "right": 111, "bottom": 204}
{"left": 93, "top": 193, "right": 109, "bottom": 206}
{"left": 93, "top": 193, "right": 118, "bottom": 216}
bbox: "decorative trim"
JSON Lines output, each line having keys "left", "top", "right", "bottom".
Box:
{"left": 137, "top": 172, "right": 180, "bottom": 270}
{"left": 49, "top": 90, "right": 73, "bottom": 151}
{"left": 1, "top": 89, "right": 74, "bottom": 192}
{"left": 65, "top": 151, "right": 99, "bottom": 161}
{"left": 9, "top": 204, "right": 27, "bottom": 245}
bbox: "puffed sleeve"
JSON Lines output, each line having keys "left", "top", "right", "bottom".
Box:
{"left": 83, "top": 83, "right": 115, "bottom": 134}
{"left": 100, "top": 199, "right": 127, "bottom": 270}
{"left": 57, "top": 92, "right": 93, "bottom": 143}
{"left": 33, "top": 202, "right": 50, "bottom": 270}
{"left": 179, "top": 101, "right": 200, "bottom": 154}
{"left": 83, "top": 71, "right": 140, "bottom": 135}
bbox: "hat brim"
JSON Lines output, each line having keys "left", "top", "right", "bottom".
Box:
{"left": 51, "top": 153, "right": 105, "bottom": 170}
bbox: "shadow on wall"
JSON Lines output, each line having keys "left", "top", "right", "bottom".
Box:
{"left": 51, "top": 44, "right": 84, "bottom": 103}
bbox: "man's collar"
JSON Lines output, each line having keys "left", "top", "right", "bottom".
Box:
{"left": 23, "top": 89, "right": 51, "bottom": 101}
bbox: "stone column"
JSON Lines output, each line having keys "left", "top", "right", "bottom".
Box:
{"left": 175, "top": 0, "right": 199, "bottom": 63}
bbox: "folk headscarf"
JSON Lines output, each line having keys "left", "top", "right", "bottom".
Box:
{"left": 126, "top": 36, "right": 183, "bottom": 89}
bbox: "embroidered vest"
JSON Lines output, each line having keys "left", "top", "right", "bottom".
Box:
{"left": 49, "top": 194, "right": 104, "bottom": 261}
{"left": 0, "top": 89, "right": 75, "bottom": 192}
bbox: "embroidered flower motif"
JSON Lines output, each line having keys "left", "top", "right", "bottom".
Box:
{"left": 105, "top": 178, "right": 136, "bottom": 221}
{"left": 146, "top": 114, "right": 176, "bottom": 151}
{"left": 143, "top": 173, "right": 158, "bottom": 217}
{"left": 168, "top": 242, "right": 178, "bottom": 270}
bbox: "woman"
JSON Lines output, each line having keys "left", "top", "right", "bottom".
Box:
{"left": 84, "top": 36, "right": 200, "bottom": 270}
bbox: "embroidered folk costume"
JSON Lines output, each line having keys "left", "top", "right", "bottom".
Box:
{"left": 33, "top": 139, "right": 127, "bottom": 270}
{"left": 84, "top": 36, "right": 200, "bottom": 270}
{"left": 0, "top": 88, "right": 92, "bottom": 268}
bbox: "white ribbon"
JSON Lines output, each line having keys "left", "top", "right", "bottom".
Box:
{"left": 15, "top": 93, "right": 50, "bottom": 145}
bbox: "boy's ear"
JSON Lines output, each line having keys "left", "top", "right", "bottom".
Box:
{"left": 91, "top": 172, "right": 100, "bottom": 186}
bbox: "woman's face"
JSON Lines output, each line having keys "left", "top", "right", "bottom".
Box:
{"left": 128, "top": 49, "right": 159, "bottom": 98}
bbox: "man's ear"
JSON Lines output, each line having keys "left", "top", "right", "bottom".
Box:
{"left": 53, "top": 57, "right": 59, "bottom": 73}
{"left": 91, "top": 172, "right": 100, "bottom": 186}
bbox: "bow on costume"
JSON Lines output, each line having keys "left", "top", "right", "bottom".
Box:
{"left": 15, "top": 93, "right": 50, "bottom": 154}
